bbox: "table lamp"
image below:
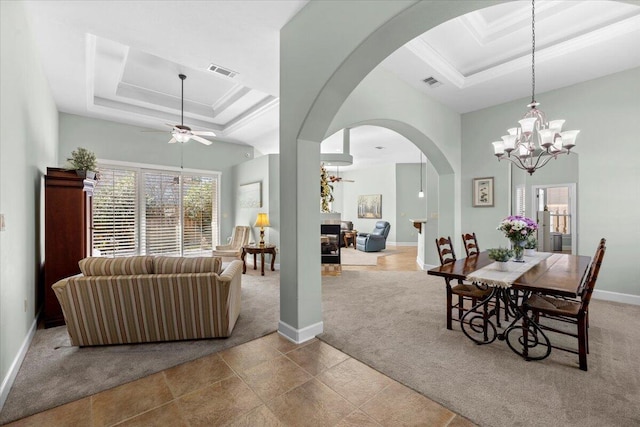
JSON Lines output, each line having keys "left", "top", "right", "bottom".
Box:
{"left": 254, "top": 213, "right": 270, "bottom": 247}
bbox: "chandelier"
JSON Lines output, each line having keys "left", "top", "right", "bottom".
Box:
{"left": 491, "top": 0, "right": 579, "bottom": 175}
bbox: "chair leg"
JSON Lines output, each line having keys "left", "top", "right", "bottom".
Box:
{"left": 483, "top": 301, "right": 489, "bottom": 342}
{"left": 578, "top": 313, "right": 588, "bottom": 371}
{"left": 446, "top": 284, "right": 453, "bottom": 330}
{"left": 522, "top": 308, "right": 530, "bottom": 359}
{"left": 458, "top": 295, "right": 464, "bottom": 320}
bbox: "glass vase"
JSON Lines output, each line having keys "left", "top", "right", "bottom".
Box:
{"left": 511, "top": 240, "right": 525, "bottom": 262}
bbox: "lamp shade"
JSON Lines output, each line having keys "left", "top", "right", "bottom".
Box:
{"left": 254, "top": 213, "right": 270, "bottom": 228}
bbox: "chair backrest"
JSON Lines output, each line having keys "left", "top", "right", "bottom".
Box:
{"left": 230, "top": 226, "right": 251, "bottom": 249}
{"left": 580, "top": 238, "right": 606, "bottom": 311}
{"left": 462, "top": 232, "right": 479, "bottom": 257}
{"left": 435, "top": 236, "right": 456, "bottom": 265}
{"left": 372, "top": 221, "right": 391, "bottom": 238}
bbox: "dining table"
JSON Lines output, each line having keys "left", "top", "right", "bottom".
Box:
{"left": 427, "top": 250, "right": 591, "bottom": 362}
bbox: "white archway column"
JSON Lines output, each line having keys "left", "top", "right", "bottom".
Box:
{"left": 278, "top": 136, "right": 323, "bottom": 343}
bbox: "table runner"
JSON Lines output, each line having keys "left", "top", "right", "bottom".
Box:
{"left": 466, "top": 252, "right": 552, "bottom": 288}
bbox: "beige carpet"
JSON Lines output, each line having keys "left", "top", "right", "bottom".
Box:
{"left": 340, "top": 248, "right": 397, "bottom": 266}
{"left": 319, "top": 270, "right": 640, "bottom": 427}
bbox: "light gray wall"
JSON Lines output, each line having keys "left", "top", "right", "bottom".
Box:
{"left": 340, "top": 165, "right": 397, "bottom": 243}
{"left": 232, "top": 154, "right": 280, "bottom": 253}
{"left": 323, "top": 162, "right": 426, "bottom": 246}
{"left": 0, "top": 0, "right": 59, "bottom": 404}
{"left": 395, "top": 164, "right": 426, "bottom": 244}
{"left": 462, "top": 67, "right": 640, "bottom": 296}
{"left": 58, "top": 113, "right": 254, "bottom": 240}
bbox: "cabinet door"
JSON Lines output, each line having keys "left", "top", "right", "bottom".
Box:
{"left": 42, "top": 168, "right": 93, "bottom": 327}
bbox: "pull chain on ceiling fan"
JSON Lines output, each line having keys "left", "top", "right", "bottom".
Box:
{"left": 167, "top": 74, "right": 215, "bottom": 146}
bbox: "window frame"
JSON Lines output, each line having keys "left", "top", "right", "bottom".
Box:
{"left": 94, "top": 159, "right": 221, "bottom": 257}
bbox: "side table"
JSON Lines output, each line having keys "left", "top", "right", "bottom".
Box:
{"left": 241, "top": 244, "right": 277, "bottom": 276}
{"left": 343, "top": 231, "right": 357, "bottom": 249}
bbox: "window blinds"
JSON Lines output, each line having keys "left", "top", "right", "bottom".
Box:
{"left": 93, "top": 165, "right": 219, "bottom": 257}
{"left": 92, "top": 168, "right": 138, "bottom": 257}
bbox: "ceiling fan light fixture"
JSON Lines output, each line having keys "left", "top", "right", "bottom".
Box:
{"left": 173, "top": 132, "right": 191, "bottom": 143}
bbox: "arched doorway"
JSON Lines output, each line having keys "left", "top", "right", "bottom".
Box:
{"left": 278, "top": 1, "right": 508, "bottom": 342}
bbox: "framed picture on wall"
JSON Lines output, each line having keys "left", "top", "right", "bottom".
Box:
{"left": 472, "top": 177, "right": 494, "bottom": 207}
{"left": 357, "top": 194, "right": 382, "bottom": 218}
{"left": 238, "top": 181, "right": 262, "bottom": 208}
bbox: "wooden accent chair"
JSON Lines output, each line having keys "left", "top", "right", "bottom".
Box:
{"left": 523, "top": 238, "right": 606, "bottom": 371}
{"left": 212, "top": 226, "right": 250, "bottom": 258}
{"left": 435, "top": 236, "right": 492, "bottom": 330}
{"left": 462, "top": 232, "right": 480, "bottom": 257}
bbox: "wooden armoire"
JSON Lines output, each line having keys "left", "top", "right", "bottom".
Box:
{"left": 42, "top": 167, "right": 95, "bottom": 327}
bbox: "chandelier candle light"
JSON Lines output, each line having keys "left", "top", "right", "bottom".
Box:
{"left": 491, "top": 0, "right": 579, "bottom": 175}
{"left": 254, "top": 213, "right": 270, "bottom": 247}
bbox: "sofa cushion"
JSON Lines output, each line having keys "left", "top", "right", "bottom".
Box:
{"left": 153, "top": 256, "right": 222, "bottom": 275}
{"left": 79, "top": 256, "right": 155, "bottom": 276}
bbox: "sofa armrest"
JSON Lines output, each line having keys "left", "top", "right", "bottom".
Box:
{"left": 357, "top": 232, "right": 370, "bottom": 237}
{"left": 215, "top": 244, "right": 234, "bottom": 250}
{"left": 218, "top": 260, "right": 243, "bottom": 335}
{"left": 368, "top": 234, "right": 385, "bottom": 241}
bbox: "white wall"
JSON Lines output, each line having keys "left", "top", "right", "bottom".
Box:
{"left": 395, "top": 163, "right": 426, "bottom": 244}
{"left": 0, "top": 0, "right": 59, "bottom": 407}
{"left": 58, "top": 113, "right": 254, "bottom": 240}
{"left": 461, "top": 67, "right": 640, "bottom": 296}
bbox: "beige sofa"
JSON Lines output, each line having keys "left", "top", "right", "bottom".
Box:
{"left": 52, "top": 256, "right": 242, "bottom": 346}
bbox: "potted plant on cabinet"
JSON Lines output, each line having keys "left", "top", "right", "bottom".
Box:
{"left": 67, "top": 147, "right": 98, "bottom": 180}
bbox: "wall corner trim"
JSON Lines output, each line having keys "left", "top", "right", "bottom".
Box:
{"left": 278, "top": 320, "right": 323, "bottom": 344}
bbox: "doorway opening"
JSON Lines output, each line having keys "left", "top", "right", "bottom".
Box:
{"left": 531, "top": 184, "right": 577, "bottom": 254}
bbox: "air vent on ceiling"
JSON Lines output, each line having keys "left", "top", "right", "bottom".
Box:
{"left": 207, "top": 63, "right": 239, "bottom": 78}
{"left": 423, "top": 76, "right": 442, "bottom": 88}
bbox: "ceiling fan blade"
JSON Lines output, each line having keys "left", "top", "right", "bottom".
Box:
{"left": 191, "top": 135, "right": 212, "bottom": 146}
{"left": 191, "top": 130, "right": 216, "bottom": 137}
{"left": 168, "top": 137, "right": 177, "bottom": 144}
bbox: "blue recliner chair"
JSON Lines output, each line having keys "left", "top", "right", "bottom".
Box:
{"left": 356, "top": 221, "right": 391, "bottom": 252}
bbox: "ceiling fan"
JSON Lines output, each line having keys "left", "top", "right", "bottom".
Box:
{"left": 329, "top": 166, "right": 354, "bottom": 183}
{"left": 166, "top": 74, "right": 215, "bottom": 146}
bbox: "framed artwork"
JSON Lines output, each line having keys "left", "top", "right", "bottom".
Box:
{"left": 238, "top": 181, "right": 262, "bottom": 208}
{"left": 357, "top": 194, "right": 382, "bottom": 218}
{"left": 472, "top": 177, "right": 494, "bottom": 207}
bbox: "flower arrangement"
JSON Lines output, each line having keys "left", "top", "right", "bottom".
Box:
{"left": 320, "top": 163, "right": 334, "bottom": 213}
{"left": 497, "top": 215, "right": 538, "bottom": 242}
{"left": 487, "top": 247, "right": 514, "bottom": 262}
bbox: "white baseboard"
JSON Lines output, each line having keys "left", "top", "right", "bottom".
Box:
{"left": 278, "top": 320, "right": 323, "bottom": 344}
{"left": 416, "top": 258, "right": 437, "bottom": 271}
{"left": 390, "top": 242, "right": 417, "bottom": 247}
{"left": 0, "top": 316, "right": 38, "bottom": 411}
{"left": 593, "top": 290, "right": 640, "bottom": 306}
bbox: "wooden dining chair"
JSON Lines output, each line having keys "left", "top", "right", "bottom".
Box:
{"left": 462, "top": 232, "right": 480, "bottom": 257}
{"left": 523, "top": 238, "right": 606, "bottom": 371}
{"left": 435, "top": 236, "right": 492, "bottom": 330}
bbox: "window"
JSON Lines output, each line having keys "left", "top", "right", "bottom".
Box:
{"left": 93, "top": 164, "right": 219, "bottom": 257}
{"left": 93, "top": 168, "right": 138, "bottom": 257}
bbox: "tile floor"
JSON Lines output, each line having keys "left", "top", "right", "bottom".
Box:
{"left": 7, "top": 332, "right": 473, "bottom": 427}
{"left": 7, "top": 247, "right": 475, "bottom": 426}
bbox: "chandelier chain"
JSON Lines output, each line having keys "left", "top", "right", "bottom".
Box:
{"left": 531, "top": 0, "right": 536, "bottom": 104}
